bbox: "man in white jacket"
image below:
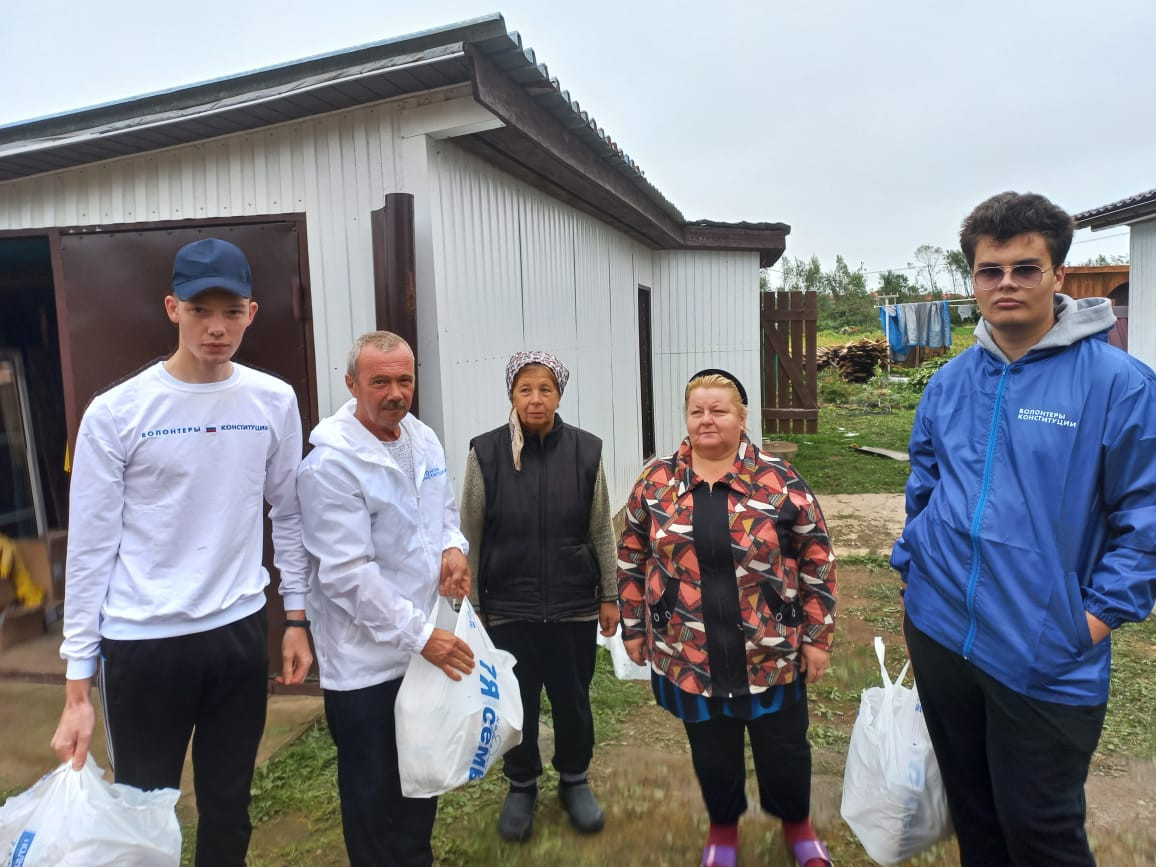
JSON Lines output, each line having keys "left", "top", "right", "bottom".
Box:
{"left": 298, "top": 330, "right": 473, "bottom": 867}
{"left": 51, "top": 238, "right": 313, "bottom": 867}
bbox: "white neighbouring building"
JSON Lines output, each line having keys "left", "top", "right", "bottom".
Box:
{"left": 0, "top": 13, "right": 788, "bottom": 549}
{"left": 1074, "top": 189, "right": 1155, "bottom": 372}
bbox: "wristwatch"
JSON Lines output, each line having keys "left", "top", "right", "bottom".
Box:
{"left": 284, "top": 618, "right": 311, "bottom": 628}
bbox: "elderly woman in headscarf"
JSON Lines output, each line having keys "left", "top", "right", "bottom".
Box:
{"left": 460, "top": 351, "right": 619, "bottom": 843}
{"left": 617, "top": 369, "right": 837, "bottom": 867}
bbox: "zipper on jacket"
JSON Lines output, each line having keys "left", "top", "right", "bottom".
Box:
{"left": 963, "top": 364, "right": 1010, "bottom": 658}
{"left": 707, "top": 486, "right": 737, "bottom": 698}
{"left": 539, "top": 439, "right": 549, "bottom": 621}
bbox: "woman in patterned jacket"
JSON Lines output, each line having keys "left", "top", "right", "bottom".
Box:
{"left": 618, "top": 370, "right": 837, "bottom": 867}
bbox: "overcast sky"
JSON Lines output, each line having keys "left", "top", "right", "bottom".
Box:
{"left": 2, "top": 0, "right": 1149, "bottom": 285}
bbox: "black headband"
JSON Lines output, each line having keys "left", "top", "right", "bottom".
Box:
{"left": 688, "top": 368, "right": 748, "bottom": 406}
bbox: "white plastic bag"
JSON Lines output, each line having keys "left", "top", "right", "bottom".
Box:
{"left": 395, "top": 597, "right": 523, "bottom": 797}
{"left": 597, "top": 623, "right": 650, "bottom": 680}
{"left": 840, "top": 636, "right": 951, "bottom": 866}
{"left": 0, "top": 758, "right": 180, "bottom": 866}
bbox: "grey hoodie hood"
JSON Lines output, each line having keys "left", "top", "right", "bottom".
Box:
{"left": 974, "top": 294, "right": 1116, "bottom": 363}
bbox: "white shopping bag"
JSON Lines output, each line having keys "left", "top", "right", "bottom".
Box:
{"left": 840, "top": 636, "right": 951, "bottom": 865}
{"left": 599, "top": 623, "right": 651, "bottom": 680}
{"left": 395, "top": 597, "right": 523, "bottom": 797}
{"left": 0, "top": 758, "right": 180, "bottom": 866}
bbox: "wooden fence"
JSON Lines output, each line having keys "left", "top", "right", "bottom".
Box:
{"left": 761, "top": 291, "right": 818, "bottom": 434}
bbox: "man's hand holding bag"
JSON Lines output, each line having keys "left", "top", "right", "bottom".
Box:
{"left": 396, "top": 597, "right": 523, "bottom": 797}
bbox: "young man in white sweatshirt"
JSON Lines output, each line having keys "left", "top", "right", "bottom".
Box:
{"left": 50, "top": 238, "right": 312, "bottom": 867}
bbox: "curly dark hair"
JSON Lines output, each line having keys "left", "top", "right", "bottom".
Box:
{"left": 959, "top": 192, "right": 1075, "bottom": 268}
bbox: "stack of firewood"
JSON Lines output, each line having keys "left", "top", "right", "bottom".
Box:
{"left": 816, "top": 345, "right": 839, "bottom": 371}
{"left": 818, "top": 338, "right": 887, "bottom": 383}
{"left": 836, "top": 338, "right": 888, "bottom": 382}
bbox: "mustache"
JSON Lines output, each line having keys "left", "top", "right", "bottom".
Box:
{"left": 382, "top": 399, "right": 407, "bottom": 409}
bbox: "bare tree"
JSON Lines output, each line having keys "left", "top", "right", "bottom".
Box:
{"left": 910, "top": 244, "right": 945, "bottom": 295}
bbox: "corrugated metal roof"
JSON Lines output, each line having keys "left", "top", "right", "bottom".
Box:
{"left": 1073, "top": 187, "right": 1156, "bottom": 229}
{"left": 0, "top": 13, "right": 791, "bottom": 260}
{"left": 0, "top": 14, "right": 675, "bottom": 221}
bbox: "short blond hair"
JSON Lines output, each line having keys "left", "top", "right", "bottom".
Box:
{"left": 684, "top": 373, "right": 748, "bottom": 427}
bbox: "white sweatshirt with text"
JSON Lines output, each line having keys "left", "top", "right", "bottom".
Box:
{"left": 60, "top": 362, "right": 309, "bottom": 680}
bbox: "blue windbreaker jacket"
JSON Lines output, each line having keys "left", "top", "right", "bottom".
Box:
{"left": 892, "top": 295, "right": 1156, "bottom": 705}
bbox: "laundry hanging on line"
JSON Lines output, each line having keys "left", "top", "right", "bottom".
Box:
{"left": 880, "top": 300, "right": 952, "bottom": 362}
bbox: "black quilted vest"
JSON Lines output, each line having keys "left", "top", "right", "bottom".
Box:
{"left": 470, "top": 416, "right": 602, "bottom": 620}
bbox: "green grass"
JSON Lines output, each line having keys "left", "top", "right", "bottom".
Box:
{"left": 234, "top": 650, "right": 650, "bottom": 866}
{"left": 770, "top": 404, "right": 915, "bottom": 494}
{"left": 1100, "top": 614, "right": 1156, "bottom": 759}
{"left": 840, "top": 553, "right": 894, "bottom": 571}
{"left": 433, "top": 655, "right": 649, "bottom": 865}
{"left": 248, "top": 723, "right": 341, "bottom": 825}
{"left": 845, "top": 581, "right": 905, "bottom": 635}
{"left": 230, "top": 596, "right": 1156, "bottom": 866}
{"left": 816, "top": 328, "right": 883, "bottom": 347}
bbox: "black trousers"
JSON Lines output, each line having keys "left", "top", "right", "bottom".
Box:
{"left": 904, "top": 616, "right": 1107, "bottom": 867}
{"left": 100, "top": 607, "right": 268, "bottom": 867}
{"left": 324, "top": 677, "right": 438, "bottom": 867}
{"left": 682, "top": 687, "right": 812, "bottom": 825}
{"left": 487, "top": 619, "right": 597, "bottom": 783}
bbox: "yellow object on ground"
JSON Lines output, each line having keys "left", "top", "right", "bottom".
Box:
{"left": 0, "top": 534, "right": 46, "bottom": 607}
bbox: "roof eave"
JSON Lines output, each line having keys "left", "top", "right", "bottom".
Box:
{"left": 0, "top": 14, "right": 508, "bottom": 143}
{"left": 683, "top": 224, "right": 790, "bottom": 268}
{"left": 1073, "top": 188, "right": 1156, "bottom": 230}
{"left": 1075, "top": 202, "right": 1156, "bottom": 231}
{"left": 0, "top": 14, "right": 790, "bottom": 262}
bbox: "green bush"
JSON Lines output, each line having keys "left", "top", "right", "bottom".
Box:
{"left": 817, "top": 367, "right": 857, "bottom": 405}
{"left": 907, "top": 354, "right": 954, "bottom": 394}
{"left": 818, "top": 366, "right": 920, "bottom": 413}
{"left": 845, "top": 372, "right": 921, "bottom": 413}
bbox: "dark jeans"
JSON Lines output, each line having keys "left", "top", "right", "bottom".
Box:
{"left": 324, "top": 677, "right": 438, "bottom": 867}
{"left": 487, "top": 619, "right": 597, "bottom": 783}
{"left": 905, "top": 616, "right": 1107, "bottom": 867}
{"left": 682, "top": 687, "right": 812, "bottom": 825}
{"left": 100, "top": 607, "right": 268, "bottom": 867}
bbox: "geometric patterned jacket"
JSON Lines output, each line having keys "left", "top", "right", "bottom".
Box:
{"left": 617, "top": 434, "right": 837, "bottom": 696}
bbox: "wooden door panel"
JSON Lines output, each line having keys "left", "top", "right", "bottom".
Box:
{"left": 54, "top": 220, "right": 316, "bottom": 683}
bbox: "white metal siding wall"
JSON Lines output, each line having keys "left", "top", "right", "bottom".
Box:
{"left": 650, "top": 250, "right": 762, "bottom": 456}
{"left": 1129, "top": 220, "right": 1156, "bottom": 371}
{"left": 0, "top": 104, "right": 411, "bottom": 414}
{"left": 0, "top": 106, "right": 767, "bottom": 507}
{"left": 427, "top": 140, "right": 651, "bottom": 508}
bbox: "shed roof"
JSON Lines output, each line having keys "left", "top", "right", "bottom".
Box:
{"left": 0, "top": 13, "right": 787, "bottom": 264}
{"left": 1073, "top": 188, "right": 1156, "bottom": 230}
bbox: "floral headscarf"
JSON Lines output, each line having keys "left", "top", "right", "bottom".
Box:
{"left": 505, "top": 351, "right": 570, "bottom": 470}
{"left": 505, "top": 351, "right": 570, "bottom": 397}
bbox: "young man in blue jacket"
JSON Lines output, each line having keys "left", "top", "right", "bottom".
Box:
{"left": 891, "top": 191, "right": 1156, "bottom": 866}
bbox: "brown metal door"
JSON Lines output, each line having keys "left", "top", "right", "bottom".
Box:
{"left": 54, "top": 221, "right": 315, "bottom": 437}
{"left": 53, "top": 219, "right": 317, "bottom": 684}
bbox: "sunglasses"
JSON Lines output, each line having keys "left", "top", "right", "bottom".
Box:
{"left": 972, "top": 264, "right": 1058, "bottom": 291}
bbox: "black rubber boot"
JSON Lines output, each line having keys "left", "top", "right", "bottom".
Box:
{"left": 559, "top": 782, "right": 605, "bottom": 833}
{"left": 497, "top": 784, "right": 538, "bottom": 842}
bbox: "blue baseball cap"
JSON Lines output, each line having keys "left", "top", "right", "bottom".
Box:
{"left": 171, "top": 238, "right": 253, "bottom": 300}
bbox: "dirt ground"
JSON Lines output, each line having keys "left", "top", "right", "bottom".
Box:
{"left": 7, "top": 494, "right": 1151, "bottom": 865}
{"left": 243, "top": 494, "right": 1155, "bottom": 865}
{"left": 580, "top": 559, "right": 1156, "bottom": 866}
{"left": 821, "top": 492, "right": 909, "bottom": 557}
{"left": 818, "top": 495, "right": 1156, "bottom": 863}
